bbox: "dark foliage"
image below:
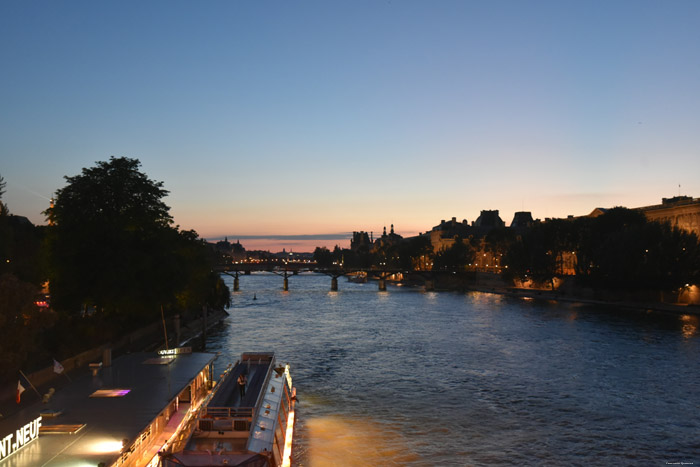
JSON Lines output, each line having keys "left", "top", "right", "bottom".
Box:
{"left": 44, "top": 157, "right": 229, "bottom": 326}
{"left": 433, "top": 236, "right": 475, "bottom": 271}
{"left": 502, "top": 207, "right": 700, "bottom": 291}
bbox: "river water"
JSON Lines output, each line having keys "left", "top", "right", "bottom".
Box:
{"left": 208, "top": 272, "right": 700, "bottom": 466}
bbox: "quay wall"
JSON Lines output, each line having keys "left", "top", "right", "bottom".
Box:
{"left": 462, "top": 273, "right": 700, "bottom": 314}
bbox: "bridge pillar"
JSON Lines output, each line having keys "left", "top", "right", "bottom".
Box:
{"left": 424, "top": 280, "right": 434, "bottom": 292}
{"left": 378, "top": 278, "right": 387, "bottom": 291}
{"left": 283, "top": 276, "right": 289, "bottom": 291}
{"left": 234, "top": 276, "right": 240, "bottom": 292}
{"left": 331, "top": 277, "right": 338, "bottom": 291}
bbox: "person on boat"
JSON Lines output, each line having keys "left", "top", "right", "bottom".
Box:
{"left": 237, "top": 372, "right": 247, "bottom": 398}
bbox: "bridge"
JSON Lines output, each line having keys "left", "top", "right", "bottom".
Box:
{"left": 214, "top": 260, "right": 440, "bottom": 292}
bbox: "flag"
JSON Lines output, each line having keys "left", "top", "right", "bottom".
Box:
{"left": 53, "top": 359, "right": 64, "bottom": 374}
{"left": 16, "top": 380, "right": 25, "bottom": 404}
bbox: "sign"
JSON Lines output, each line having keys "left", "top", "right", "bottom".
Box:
{"left": 157, "top": 347, "right": 192, "bottom": 356}
{"left": 0, "top": 416, "right": 42, "bottom": 461}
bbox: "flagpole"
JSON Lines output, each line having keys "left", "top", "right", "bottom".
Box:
{"left": 18, "top": 370, "right": 42, "bottom": 398}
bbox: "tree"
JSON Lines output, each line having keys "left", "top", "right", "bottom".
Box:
{"left": 313, "top": 247, "right": 333, "bottom": 267}
{"left": 0, "top": 173, "right": 8, "bottom": 216}
{"left": 432, "top": 236, "right": 475, "bottom": 271}
{"left": 503, "top": 219, "right": 577, "bottom": 288}
{"left": 577, "top": 208, "right": 700, "bottom": 290}
{"left": 0, "top": 174, "right": 47, "bottom": 284}
{"left": 396, "top": 235, "right": 433, "bottom": 270}
{"left": 45, "top": 157, "right": 227, "bottom": 324}
{"left": 0, "top": 174, "right": 9, "bottom": 271}
{"left": 0, "top": 274, "right": 53, "bottom": 381}
{"left": 503, "top": 207, "right": 700, "bottom": 291}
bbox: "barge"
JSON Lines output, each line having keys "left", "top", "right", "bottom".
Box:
{"left": 159, "top": 352, "right": 296, "bottom": 467}
{"left": 0, "top": 350, "right": 217, "bottom": 467}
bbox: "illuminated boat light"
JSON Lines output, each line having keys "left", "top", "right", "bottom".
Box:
{"left": 89, "top": 388, "right": 130, "bottom": 397}
{"left": 87, "top": 439, "right": 123, "bottom": 454}
{"left": 281, "top": 408, "right": 295, "bottom": 467}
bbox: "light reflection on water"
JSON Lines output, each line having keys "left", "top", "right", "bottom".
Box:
{"left": 304, "top": 415, "right": 421, "bottom": 467}
{"left": 207, "top": 273, "right": 700, "bottom": 466}
{"left": 681, "top": 314, "right": 698, "bottom": 339}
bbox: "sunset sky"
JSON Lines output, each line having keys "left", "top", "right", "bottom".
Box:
{"left": 2, "top": 1, "right": 699, "bottom": 251}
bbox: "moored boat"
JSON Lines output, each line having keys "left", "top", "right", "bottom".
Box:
{"left": 159, "top": 352, "right": 296, "bottom": 467}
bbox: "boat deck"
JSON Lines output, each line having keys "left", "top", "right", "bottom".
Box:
{"left": 208, "top": 356, "right": 272, "bottom": 408}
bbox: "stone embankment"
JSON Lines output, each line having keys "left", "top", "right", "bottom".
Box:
{"left": 466, "top": 283, "right": 700, "bottom": 316}
{"left": 462, "top": 273, "right": 700, "bottom": 316}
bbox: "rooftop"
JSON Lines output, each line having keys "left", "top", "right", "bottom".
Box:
{"left": 0, "top": 351, "right": 216, "bottom": 467}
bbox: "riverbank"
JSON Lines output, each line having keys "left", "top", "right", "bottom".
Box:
{"left": 397, "top": 271, "right": 700, "bottom": 316}
{"left": 464, "top": 283, "right": 700, "bottom": 316}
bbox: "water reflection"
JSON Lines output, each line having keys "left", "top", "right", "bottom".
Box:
{"left": 681, "top": 314, "right": 698, "bottom": 339}
{"left": 305, "top": 416, "right": 420, "bottom": 467}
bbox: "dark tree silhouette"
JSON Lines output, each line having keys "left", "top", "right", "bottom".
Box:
{"left": 433, "top": 236, "right": 475, "bottom": 271}
{"left": 502, "top": 207, "right": 700, "bottom": 291}
{"left": 44, "top": 157, "right": 228, "bottom": 323}
{"left": 313, "top": 247, "right": 333, "bottom": 267}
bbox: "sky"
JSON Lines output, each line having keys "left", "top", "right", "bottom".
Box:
{"left": 2, "top": 1, "right": 699, "bottom": 252}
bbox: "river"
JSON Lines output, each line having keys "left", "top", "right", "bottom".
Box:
{"left": 208, "top": 272, "right": 700, "bottom": 466}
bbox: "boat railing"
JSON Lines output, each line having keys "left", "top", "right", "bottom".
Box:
{"left": 252, "top": 356, "right": 276, "bottom": 412}
{"left": 198, "top": 406, "right": 255, "bottom": 433}
{"left": 245, "top": 363, "right": 296, "bottom": 465}
{"left": 202, "top": 406, "right": 254, "bottom": 419}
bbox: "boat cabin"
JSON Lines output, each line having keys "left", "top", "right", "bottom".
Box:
{"left": 160, "top": 352, "right": 295, "bottom": 467}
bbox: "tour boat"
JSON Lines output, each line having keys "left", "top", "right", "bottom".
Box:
{"left": 159, "top": 352, "right": 296, "bottom": 467}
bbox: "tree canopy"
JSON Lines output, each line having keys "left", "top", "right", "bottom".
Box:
{"left": 0, "top": 174, "right": 8, "bottom": 216}
{"left": 503, "top": 208, "right": 700, "bottom": 291}
{"left": 432, "top": 236, "right": 475, "bottom": 271}
{"left": 45, "top": 157, "right": 228, "bottom": 322}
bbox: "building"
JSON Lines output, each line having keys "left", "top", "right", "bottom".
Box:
{"left": 510, "top": 211, "right": 534, "bottom": 230}
{"left": 372, "top": 224, "right": 403, "bottom": 251}
{"left": 350, "top": 231, "right": 371, "bottom": 252}
{"left": 638, "top": 196, "right": 700, "bottom": 237}
{"left": 472, "top": 210, "right": 505, "bottom": 236}
{"left": 427, "top": 217, "right": 470, "bottom": 253}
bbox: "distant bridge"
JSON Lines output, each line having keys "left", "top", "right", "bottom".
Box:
{"left": 214, "top": 261, "right": 440, "bottom": 292}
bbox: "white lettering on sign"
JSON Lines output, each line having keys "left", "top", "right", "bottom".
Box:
{"left": 0, "top": 416, "right": 41, "bottom": 461}
{"left": 157, "top": 346, "right": 192, "bottom": 356}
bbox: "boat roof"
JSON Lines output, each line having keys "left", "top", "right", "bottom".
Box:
{"left": 0, "top": 351, "right": 216, "bottom": 467}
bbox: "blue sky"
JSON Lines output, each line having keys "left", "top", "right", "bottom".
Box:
{"left": 2, "top": 1, "right": 699, "bottom": 251}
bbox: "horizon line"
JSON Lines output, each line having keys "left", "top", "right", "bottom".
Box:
{"left": 206, "top": 233, "right": 354, "bottom": 242}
